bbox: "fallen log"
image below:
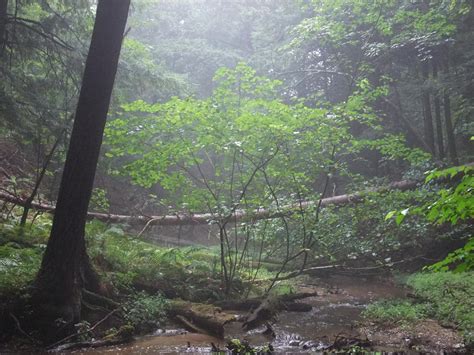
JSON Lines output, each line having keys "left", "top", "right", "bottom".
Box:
{"left": 0, "top": 179, "right": 418, "bottom": 226}
{"left": 215, "top": 292, "right": 317, "bottom": 312}
{"left": 169, "top": 300, "right": 236, "bottom": 338}
{"left": 2, "top": 162, "right": 471, "bottom": 226}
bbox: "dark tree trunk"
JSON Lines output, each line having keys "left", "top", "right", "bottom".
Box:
{"left": 432, "top": 59, "right": 444, "bottom": 159}
{"left": 32, "top": 0, "right": 130, "bottom": 340}
{"left": 443, "top": 57, "right": 459, "bottom": 165}
{"left": 421, "top": 62, "right": 435, "bottom": 154}
{"left": 443, "top": 93, "right": 459, "bottom": 165}
{"left": 0, "top": 0, "right": 7, "bottom": 53}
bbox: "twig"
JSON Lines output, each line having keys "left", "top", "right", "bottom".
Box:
{"left": 137, "top": 217, "right": 164, "bottom": 238}
{"left": 47, "top": 308, "right": 118, "bottom": 349}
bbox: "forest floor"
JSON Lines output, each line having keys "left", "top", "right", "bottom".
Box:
{"left": 0, "top": 220, "right": 472, "bottom": 353}
{"left": 58, "top": 275, "right": 468, "bottom": 354}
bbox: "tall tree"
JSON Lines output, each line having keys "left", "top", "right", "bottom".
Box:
{"left": 32, "top": 0, "right": 130, "bottom": 338}
{"left": 432, "top": 58, "right": 444, "bottom": 159}
{"left": 421, "top": 62, "right": 435, "bottom": 154}
{"left": 0, "top": 0, "right": 7, "bottom": 53}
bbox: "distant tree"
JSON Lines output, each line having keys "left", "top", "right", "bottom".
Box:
{"left": 32, "top": 0, "right": 130, "bottom": 339}
{"left": 0, "top": 0, "right": 7, "bottom": 53}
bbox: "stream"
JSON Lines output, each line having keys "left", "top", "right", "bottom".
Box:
{"left": 71, "top": 275, "right": 462, "bottom": 354}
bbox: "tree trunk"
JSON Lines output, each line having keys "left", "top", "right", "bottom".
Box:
{"left": 0, "top": 0, "right": 7, "bottom": 54}
{"left": 443, "top": 93, "right": 459, "bottom": 165}
{"left": 432, "top": 59, "right": 444, "bottom": 159}
{"left": 421, "top": 62, "right": 435, "bottom": 154}
{"left": 443, "top": 58, "right": 459, "bottom": 165}
{"left": 32, "top": 0, "right": 130, "bottom": 340}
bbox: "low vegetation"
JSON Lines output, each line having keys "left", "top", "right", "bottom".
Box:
{"left": 363, "top": 272, "right": 474, "bottom": 345}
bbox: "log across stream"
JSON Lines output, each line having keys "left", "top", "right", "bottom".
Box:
{"left": 70, "top": 275, "right": 464, "bottom": 354}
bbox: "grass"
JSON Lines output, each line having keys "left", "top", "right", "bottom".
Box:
{"left": 363, "top": 300, "right": 428, "bottom": 325}
{"left": 363, "top": 271, "right": 474, "bottom": 345}
{"left": 407, "top": 272, "right": 474, "bottom": 338}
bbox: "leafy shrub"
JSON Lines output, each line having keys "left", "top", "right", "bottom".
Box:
{"left": 122, "top": 292, "right": 169, "bottom": 332}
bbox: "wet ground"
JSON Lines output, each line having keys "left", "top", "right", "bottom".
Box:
{"left": 71, "top": 275, "right": 465, "bottom": 354}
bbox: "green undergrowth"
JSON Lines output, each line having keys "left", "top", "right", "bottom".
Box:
{"left": 0, "top": 218, "right": 50, "bottom": 296}
{"left": 122, "top": 291, "right": 169, "bottom": 333}
{"left": 363, "top": 271, "right": 474, "bottom": 344}
{"left": 86, "top": 220, "right": 235, "bottom": 300}
{"left": 0, "top": 218, "right": 271, "bottom": 303}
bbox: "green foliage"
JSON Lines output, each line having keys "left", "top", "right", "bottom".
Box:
{"left": 364, "top": 271, "right": 474, "bottom": 342}
{"left": 226, "top": 338, "right": 273, "bottom": 354}
{"left": 386, "top": 165, "right": 473, "bottom": 270}
{"left": 363, "top": 300, "right": 428, "bottom": 325}
{"left": 352, "top": 135, "right": 431, "bottom": 166}
{"left": 85, "top": 221, "right": 223, "bottom": 299}
{"left": 89, "top": 188, "right": 110, "bottom": 212}
{"left": 423, "top": 165, "right": 474, "bottom": 225}
{"left": 426, "top": 237, "right": 474, "bottom": 272}
{"left": 105, "top": 64, "right": 428, "bottom": 288}
{"left": 0, "top": 243, "right": 42, "bottom": 295}
{"left": 407, "top": 272, "right": 474, "bottom": 341}
{"left": 311, "top": 189, "right": 437, "bottom": 263}
{"left": 106, "top": 63, "right": 418, "bottom": 211}
{"left": 122, "top": 291, "right": 169, "bottom": 332}
{"left": 0, "top": 221, "right": 47, "bottom": 295}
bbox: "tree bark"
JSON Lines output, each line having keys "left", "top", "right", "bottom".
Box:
{"left": 443, "top": 93, "right": 459, "bottom": 165}
{"left": 0, "top": 0, "right": 7, "bottom": 53}
{"left": 421, "top": 62, "right": 435, "bottom": 154}
{"left": 443, "top": 55, "right": 459, "bottom": 165}
{"left": 432, "top": 59, "right": 444, "bottom": 159}
{"left": 32, "top": 0, "right": 130, "bottom": 340}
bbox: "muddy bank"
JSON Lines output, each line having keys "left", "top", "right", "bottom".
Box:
{"left": 43, "top": 275, "right": 467, "bottom": 354}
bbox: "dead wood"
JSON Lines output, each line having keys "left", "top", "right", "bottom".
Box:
{"left": 0, "top": 179, "right": 419, "bottom": 226}
{"left": 169, "top": 300, "right": 236, "bottom": 338}
{"left": 53, "top": 338, "right": 129, "bottom": 352}
{"left": 175, "top": 314, "right": 211, "bottom": 335}
{"left": 1, "top": 162, "right": 470, "bottom": 227}
{"left": 215, "top": 292, "right": 317, "bottom": 313}
{"left": 47, "top": 308, "right": 119, "bottom": 349}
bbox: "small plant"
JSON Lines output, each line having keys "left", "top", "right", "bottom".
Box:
{"left": 362, "top": 300, "right": 428, "bottom": 325}
{"left": 89, "top": 188, "right": 110, "bottom": 212}
{"left": 226, "top": 338, "right": 273, "bottom": 354}
{"left": 122, "top": 292, "right": 169, "bottom": 333}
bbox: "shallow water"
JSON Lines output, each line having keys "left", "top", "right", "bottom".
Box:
{"left": 72, "top": 275, "right": 408, "bottom": 354}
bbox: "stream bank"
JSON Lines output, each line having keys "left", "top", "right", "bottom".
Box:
{"left": 69, "top": 275, "right": 467, "bottom": 354}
